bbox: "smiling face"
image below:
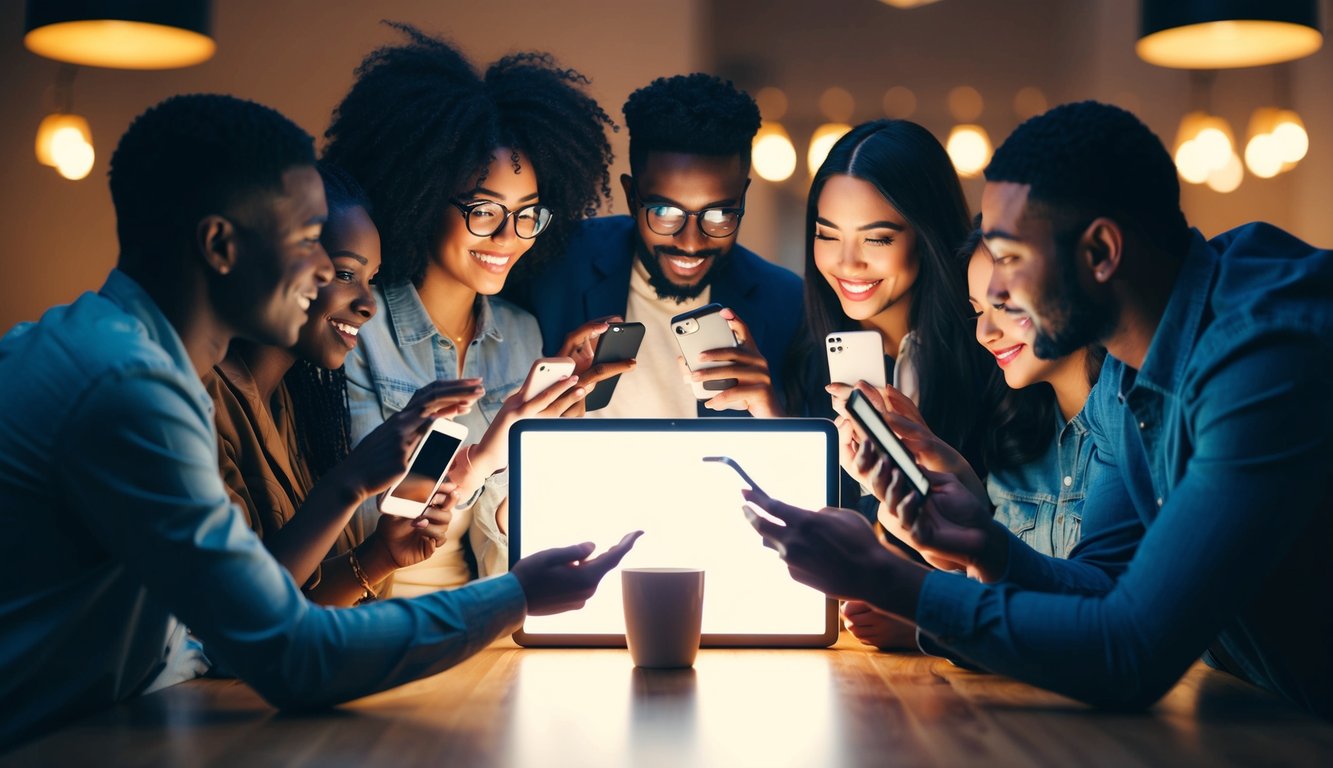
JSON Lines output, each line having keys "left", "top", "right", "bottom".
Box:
{"left": 432, "top": 147, "right": 540, "bottom": 296}
{"left": 812, "top": 174, "right": 919, "bottom": 325}
{"left": 293, "top": 203, "right": 380, "bottom": 369}
{"left": 967, "top": 246, "right": 1066, "bottom": 390}
{"left": 623, "top": 151, "right": 748, "bottom": 302}
{"left": 981, "top": 182, "right": 1116, "bottom": 360}
{"left": 219, "top": 165, "right": 333, "bottom": 348}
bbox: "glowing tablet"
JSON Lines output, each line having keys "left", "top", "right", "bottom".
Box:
{"left": 510, "top": 418, "right": 838, "bottom": 647}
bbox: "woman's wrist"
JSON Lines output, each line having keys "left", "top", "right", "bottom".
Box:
{"left": 356, "top": 533, "right": 398, "bottom": 582}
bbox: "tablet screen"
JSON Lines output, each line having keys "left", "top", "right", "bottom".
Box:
{"left": 510, "top": 418, "right": 837, "bottom": 646}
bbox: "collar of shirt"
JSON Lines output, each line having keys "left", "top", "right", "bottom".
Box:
{"left": 99, "top": 269, "right": 212, "bottom": 412}
{"left": 1121, "top": 230, "right": 1215, "bottom": 399}
{"left": 381, "top": 281, "right": 506, "bottom": 347}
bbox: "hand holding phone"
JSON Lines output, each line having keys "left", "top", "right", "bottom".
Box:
{"left": 380, "top": 419, "right": 469, "bottom": 518}
{"left": 846, "top": 389, "right": 930, "bottom": 497}
{"left": 519, "top": 357, "right": 576, "bottom": 401}
{"left": 583, "top": 322, "right": 645, "bottom": 411}
{"left": 673, "top": 303, "right": 740, "bottom": 400}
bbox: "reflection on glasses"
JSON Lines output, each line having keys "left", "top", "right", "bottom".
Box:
{"left": 450, "top": 199, "right": 553, "bottom": 239}
{"left": 634, "top": 191, "right": 744, "bottom": 238}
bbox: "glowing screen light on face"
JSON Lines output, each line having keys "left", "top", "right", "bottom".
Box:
{"left": 510, "top": 419, "right": 837, "bottom": 646}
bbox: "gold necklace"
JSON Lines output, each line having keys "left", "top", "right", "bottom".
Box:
{"left": 440, "top": 312, "right": 476, "bottom": 346}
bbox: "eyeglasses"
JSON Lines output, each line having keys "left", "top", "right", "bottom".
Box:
{"left": 633, "top": 189, "right": 744, "bottom": 238}
{"left": 449, "top": 199, "right": 553, "bottom": 239}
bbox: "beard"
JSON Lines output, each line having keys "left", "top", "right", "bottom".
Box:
{"left": 634, "top": 235, "right": 727, "bottom": 304}
{"left": 1030, "top": 239, "right": 1118, "bottom": 360}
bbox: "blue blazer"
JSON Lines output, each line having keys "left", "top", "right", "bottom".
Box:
{"left": 505, "top": 215, "right": 805, "bottom": 415}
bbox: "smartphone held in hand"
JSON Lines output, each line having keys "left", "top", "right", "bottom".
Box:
{"left": 826, "top": 330, "right": 887, "bottom": 389}
{"left": 583, "top": 322, "right": 645, "bottom": 412}
{"left": 846, "top": 389, "right": 930, "bottom": 497}
{"left": 380, "top": 418, "right": 469, "bottom": 518}
{"left": 672, "top": 303, "right": 740, "bottom": 400}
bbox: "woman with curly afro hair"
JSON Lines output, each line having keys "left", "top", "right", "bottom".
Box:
{"left": 325, "top": 23, "right": 617, "bottom": 596}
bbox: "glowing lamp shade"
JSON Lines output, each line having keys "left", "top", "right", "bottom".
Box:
{"left": 1137, "top": 0, "right": 1323, "bottom": 69}
{"left": 946, "top": 124, "right": 992, "bottom": 178}
{"left": 24, "top": 1, "right": 214, "bottom": 70}
{"left": 807, "top": 122, "right": 851, "bottom": 176}
{"left": 752, "top": 123, "right": 797, "bottom": 183}
{"left": 35, "top": 113, "right": 95, "bottom": 180}
{"left": 1173, "top": 111, "right": 1235, "bottom": 184}
{"left": 1206, "top": 152, "right": 1244, "bottom": 193}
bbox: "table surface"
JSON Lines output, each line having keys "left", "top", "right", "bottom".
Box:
{"left": 5, "top": 633, "right": 1332, "bottom": 768}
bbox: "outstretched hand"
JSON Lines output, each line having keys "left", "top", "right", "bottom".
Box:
{"left": 512, "top": 531, "right": 644, "bottom": 615}
{"left": 740, "top": 489, "right": 924, "bottom": 618}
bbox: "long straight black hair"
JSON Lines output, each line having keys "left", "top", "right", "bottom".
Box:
{"left": 799, "top": 119, "right": 995, "bottom": 472}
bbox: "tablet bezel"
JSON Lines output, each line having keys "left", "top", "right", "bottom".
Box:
{"left": 509, "top": 417, "right": 839, "bottom": 648}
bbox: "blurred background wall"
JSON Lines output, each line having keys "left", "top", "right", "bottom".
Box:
{"left": 3, "top": 0, "right": 1330, "bottom": 332}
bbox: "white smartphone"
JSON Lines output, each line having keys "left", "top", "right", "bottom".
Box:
{"left": 379, "top": 418, "right": 469, "bottom": 518}
{"left": 826, "top": 330, "right": 887, "bottom": 388}
{"left": 519, "top": 356, "right": 576, "bottom": 401}
{"left": 672, "top": 303, "right": 740, "bottom": 400}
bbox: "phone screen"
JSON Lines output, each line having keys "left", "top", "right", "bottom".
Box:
{"left": 847, "top": 392, "right": 931, "bottom": 497}
{"left": 389, "top": 431, "right": 463, "bottom": 502}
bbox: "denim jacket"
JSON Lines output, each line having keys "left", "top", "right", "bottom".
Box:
{"left": 915, "top": 223, "right": 1333, "bottom": 717}
{"left": 987, "top": 407, "right": 1092, "bottom": 559}
{"left": 344, "top": 282, "right": 542, "bottom": 583}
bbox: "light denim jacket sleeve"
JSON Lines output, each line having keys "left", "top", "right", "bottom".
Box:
{"left": 914, "top": 226, "right": 1333, "bottom": 716}
{"left": 344, "top": 283, "right": 542, "bottom": 578}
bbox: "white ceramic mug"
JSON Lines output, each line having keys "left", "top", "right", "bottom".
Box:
{"left": 622, "top": 568, "right": 705, "bottom": 668}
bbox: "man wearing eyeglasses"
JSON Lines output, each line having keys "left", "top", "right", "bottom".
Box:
{"left": 507, "top": 73, "right": 803, "bottom": 419}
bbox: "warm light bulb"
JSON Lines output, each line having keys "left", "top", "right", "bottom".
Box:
{"left": 1271, "top": 112, "right": 1309, "bottom": 164}
{"left": 752, "top": 123, "right": 797, "bottom": 183}
{"left": 54, "top": 136, "right": 95, "bottom": 180}
{"left": 35, "top": 113, "right": 91, "bottom": 167}
{"left": 1175, "top": 139, "right": 1211, "bottom": 184}
{"left": 1206, "top": 152, "right": 1243, "bottom": 193}
{"left": 35, "top": 112, "right": 94, "bottom": 180}
{"left": 1193, "top": 126, "right": 1233, "bottom": 172}
{"left": 807, "top": 123, "right": 851, "bottom": 176}
{"left": 946, "top": 124, "right": 992, "bottom": 178}
{"left": 1244, "top": 134, "right": 1284, "bottom": 179}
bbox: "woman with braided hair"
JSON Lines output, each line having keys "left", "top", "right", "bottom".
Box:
{"left": 207, "top": 161, "right": 484, "bottom": 606}
{"left": 325, "top": 24, "right": 620, "bottom": 596}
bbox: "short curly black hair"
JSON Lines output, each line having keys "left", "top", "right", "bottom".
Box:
{"left": 623, "top": 73, "right": 761, "bottom": 175}
{"left": 323, "top": 22, "right": 615, "bottom": 287}
{"left": 985, "top": 100, "right": 1190, "bottom": 257}
{"left": 110, "top": 93, "right": 315, "bottom": 269}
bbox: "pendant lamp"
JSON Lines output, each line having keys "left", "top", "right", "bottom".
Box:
{"left": 24, "top": 0, "right": 215, "bottom": 70}
{"left": 1137, "top": 0, "right": 1322, "bottom": 69}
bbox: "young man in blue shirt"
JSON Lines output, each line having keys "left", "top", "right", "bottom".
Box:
{"left": 0, "top": 94, "right": 638, "bottom": 748}
{"left": 507, "top": 74, "right": 803, "bottom": 418}
{"left": 744, "top": 101, "right": 1333, "bottom": 719}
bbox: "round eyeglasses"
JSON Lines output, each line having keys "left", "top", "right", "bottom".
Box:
{"left": 634, "top": 193, "right": 744, "bottom": 238}
{"left": 450, "top": 199, "right": 553, "bottom": 239}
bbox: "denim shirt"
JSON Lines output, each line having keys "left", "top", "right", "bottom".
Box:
{"left": 344, "top": 282, "right": 542, "bottom": 583}
{"left": 915, "top": 224, "right": 1333, "bottom": 718}
{"left": 0, "top": 271, "right": 526, "bottom": 748}
{"left": 987, "top": 407, "right": 1092, "bottom": 559}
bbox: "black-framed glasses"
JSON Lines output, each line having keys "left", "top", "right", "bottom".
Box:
{"left": 449, "top": 199, "right": 553, "bottom": 239}
{"left": 633, "top": 189, "right": 744, "bottom": 238}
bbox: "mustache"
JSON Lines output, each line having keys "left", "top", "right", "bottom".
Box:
{"left": 652, "top": 245, "right": 725, "bottom": 260}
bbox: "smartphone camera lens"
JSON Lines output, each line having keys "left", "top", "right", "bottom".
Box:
{"left": 675, "top": 326, "right": 684, "bottom": 335}
{"left": 612, "top": 326, "right": 622, "bottom": 333}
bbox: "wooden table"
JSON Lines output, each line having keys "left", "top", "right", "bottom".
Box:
{"left": 5, "top": 634, "right": 1331, "bottom": 767}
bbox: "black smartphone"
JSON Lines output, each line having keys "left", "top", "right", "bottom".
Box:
{"left": 703, "top": 455, "right": 768, "bottom": 496}
{"left": 582, "top": 321, "right": 645, "bottom": 411}
{"left": 846, "top": 389, "right": 931, "bottom": 497}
